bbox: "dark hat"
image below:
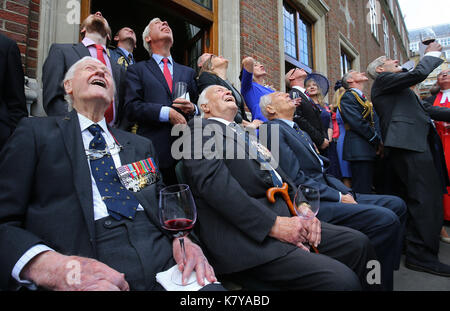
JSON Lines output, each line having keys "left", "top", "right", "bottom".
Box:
{"left": 305, "top": 72, "right": 330, "bottom": 96}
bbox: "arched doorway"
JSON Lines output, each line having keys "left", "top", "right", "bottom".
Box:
{"left": 81, "top": 0, "right": 218, "bottom": 69}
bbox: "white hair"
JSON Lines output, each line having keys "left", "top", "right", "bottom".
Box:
{"left": 341, "top": 70, "right": 356, "bottom": 89}
{"left": 259, "top": 93, "right": 274, "bottom": 119}
{"left": 63, "top": 56, "right": 115, "bottom": 109}
{"left": 142, "top": 18, "right": 161, "bottom": 55}
{"left": 367, "top": 56, "right": 387, "bottom": 80}
{"left": 197, "top": 85, "right": 216, "bottom": 118}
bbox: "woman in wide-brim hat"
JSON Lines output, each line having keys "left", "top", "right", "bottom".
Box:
{"left": 305, "top": 72, "right": 342, "bottom": 180}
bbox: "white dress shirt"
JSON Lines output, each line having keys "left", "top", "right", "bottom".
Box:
{"left": 11, "top": 113, "right": 144, "bottom": 288}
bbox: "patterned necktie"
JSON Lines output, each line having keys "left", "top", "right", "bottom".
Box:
{"left": 228, "top": 123, "right": 282, "bottom": 187}
{"left": 293, "top": 123, "right": 314, "bottom": 146}
{"left": 88, "top": 124, "right": 139, "bottom": 220}
{"left": 162, "top": 58, "right": 173, "bottom": 93}
{"left": 127, "top": 53, "right": 134, "bottom": 65}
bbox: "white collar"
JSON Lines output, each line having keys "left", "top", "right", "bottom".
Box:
{"left": 78, "top": 113, "right": 109, "bottom": 133}
{"left": 208, "top": 117, "right": 233, "bottom": 126}
{"left": 292, "top": 85, "right": 306, "bottom": 94}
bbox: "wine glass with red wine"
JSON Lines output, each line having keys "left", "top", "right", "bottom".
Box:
{"left": 420, "top": 28, "right": 436, "bottom": 46}
{"left": 159, "top": 184, "right": 197, "bottom": 285}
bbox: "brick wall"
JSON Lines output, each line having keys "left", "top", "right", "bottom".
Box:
{"left": 0, "top": 0, "right": 40, "bottom": 78}
{"left": 325, "top": 0, "right": 409, "bottom": 101}
{"left": 240, "top": 0, "right": 281, "bottom": 90}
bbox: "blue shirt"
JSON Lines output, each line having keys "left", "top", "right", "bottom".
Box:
{"left": 240, "top": 68, "right": 274, "bottom": 122}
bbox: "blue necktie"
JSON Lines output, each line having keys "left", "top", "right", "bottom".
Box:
{"left": 229, "top": 123, "right": 282, "bottom": 187}
{"left": 293, "top": 123, "right": 314, "bottom": 146}
{"left": 88, "top": 124, "right": 139, "bottom": 220}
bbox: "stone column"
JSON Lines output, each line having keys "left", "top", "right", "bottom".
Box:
{"left": 218, "top": 0, "right": 241, "bottom": 88}
{"left": 34, "top": 0, "right": 80, "bottom": 116}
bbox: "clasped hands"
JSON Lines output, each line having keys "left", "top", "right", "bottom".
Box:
{"left": 270, "top": 216, "right": 321, "bottom": 252}
{"left": 21, "top": 237, "right": 216, "bottom": 291}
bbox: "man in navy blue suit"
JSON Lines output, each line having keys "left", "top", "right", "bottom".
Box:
{"left": 261, "top": 91, "right": 407, "bottom": 290}
{"left": 109, "top": 27, "right": 137, "bottom": 71}
{"left": 337, "top": 70, "right": 383, "bottom": 194}
{"left": 124, "top": 18, "right": 198, "bottom": 185}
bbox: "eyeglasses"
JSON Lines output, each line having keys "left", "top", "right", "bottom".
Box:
{"left": 85, "top": 142, "right": 123, "bottom": 160}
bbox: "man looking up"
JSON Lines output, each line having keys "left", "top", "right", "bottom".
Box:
{"left": 124, "top": 18, "right": 198, "bottom": 185}
{"left": 336, "top": 70, "right": 382, "bottom": 194}
{"left": 368, "top": 42, "right": 450, "bottom": 277}
{"left": 0, "top": 57, "right": 219, "bottom": 291}
{"left": 110, "top": 27, "right": 137, "bottom": 70}
{"left": 43, "top": 12, "right": 126, "bottom": 129}
{"left": 286, "top": 67, "right": 329, "bottom": 153}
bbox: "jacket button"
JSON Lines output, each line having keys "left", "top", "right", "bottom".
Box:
{"left": 104, "top": 220, "right": 112, "bottom": 226}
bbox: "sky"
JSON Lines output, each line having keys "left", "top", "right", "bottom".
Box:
{"left": 398, "top": 0, "right": 449, "bottom": 30}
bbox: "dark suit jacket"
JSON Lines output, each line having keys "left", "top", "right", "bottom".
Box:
{"left": 371, "top": 55, "right": 444, "bottom": 152}
{"left": 265, "top": 119, "right": 351, "bottom": 202}
{"left": 182, "top": 118, "right": 296, "bottom": 274}
{"left": 124, "top": 58, "right": 198, "bottom": 169}
{"left": 289, "top": 88, "right": 327, "bottom": 148}
{"left": 42, "top": 43, "right": 126, "bottom": 128}
{"left": 0, "top": 110, "right": 172, "bottom": 290}
{"left": 0, "top": 34, "right": 27, "bottom": 151}
{"left": 197, "top": 72, "right": 249, "bottom": 124}
{"left": 109, "top": 47, "right": 133, "bottom": 71}
{"left": 339, "top": 91, "right": 380, "bottom": 161}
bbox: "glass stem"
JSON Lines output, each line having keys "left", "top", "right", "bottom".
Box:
{"left": 179, "top": 237, "right": 186, "bottom": 265}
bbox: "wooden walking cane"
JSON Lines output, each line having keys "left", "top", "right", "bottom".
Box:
{"left": 266, "top": 183, "right": 319, "bottom": 254}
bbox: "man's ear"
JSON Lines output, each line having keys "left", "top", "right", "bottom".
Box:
{"left": 266, "top": 104, "right": 276, "bottom": 116}
{"left": 201, "top": 104, "right": 209, "bottom": 113}
{"left": 375, "top": 65, "right": 384, "bottom": 74}
{"left": 145, "top": 35, "right": 151, "bottom": 45}
{"left": 64, "top": 80, "right": 73, "bottom": 96}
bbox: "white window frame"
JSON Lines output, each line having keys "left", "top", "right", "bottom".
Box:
{"left": 369, "top": 0, "right": 379, "bottom": 39}
{"left": 383, "top": 15, "right": 390, "bottom": 57}
{"left": 392, "top": 35, "right": 398, "bottom": 60}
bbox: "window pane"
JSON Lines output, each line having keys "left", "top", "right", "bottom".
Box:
{"left": 297, "top": 15, "right": 313, "bottom": 68}
{"left": 283, "top": 4, "right": 297, "bottom": 59}
{"left": 192, "top": 0, "right": 212, "bottom": 10}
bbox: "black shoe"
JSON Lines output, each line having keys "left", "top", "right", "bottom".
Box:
{"left": 405, "top": 260, "right": 450, "bottom": 277}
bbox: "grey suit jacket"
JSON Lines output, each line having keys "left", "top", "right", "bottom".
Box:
{"left": 371, "top": 55, "right": 444, "bottom": 152}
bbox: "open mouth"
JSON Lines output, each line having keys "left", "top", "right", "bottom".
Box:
{"left": 224, "top": 96, "right": 235, "bottom": 103}
{"left": 90, "top": 79, "right": 107, "bottom": 88}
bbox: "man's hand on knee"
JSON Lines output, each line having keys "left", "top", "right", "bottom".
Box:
{"left": 21, "top": 251, "right": 130, "bottom": 291}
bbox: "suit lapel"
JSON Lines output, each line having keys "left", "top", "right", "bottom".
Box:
{"left": 109, "top": 127, "right": 136, "bottom": 165}
{"left": 276, "top": 119, "right": 321, "bottom": 164}
{"left": 173, "top": 62, "right": 182, "bottom": 90}
{"left": 72, "top": 43, "right": 91, "bottom": 59}
{"left": 57, "top": 110, "right": 96, "bottom": 248}
{"left": 145, "top": 58, "right": 172, "bottom": 98}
